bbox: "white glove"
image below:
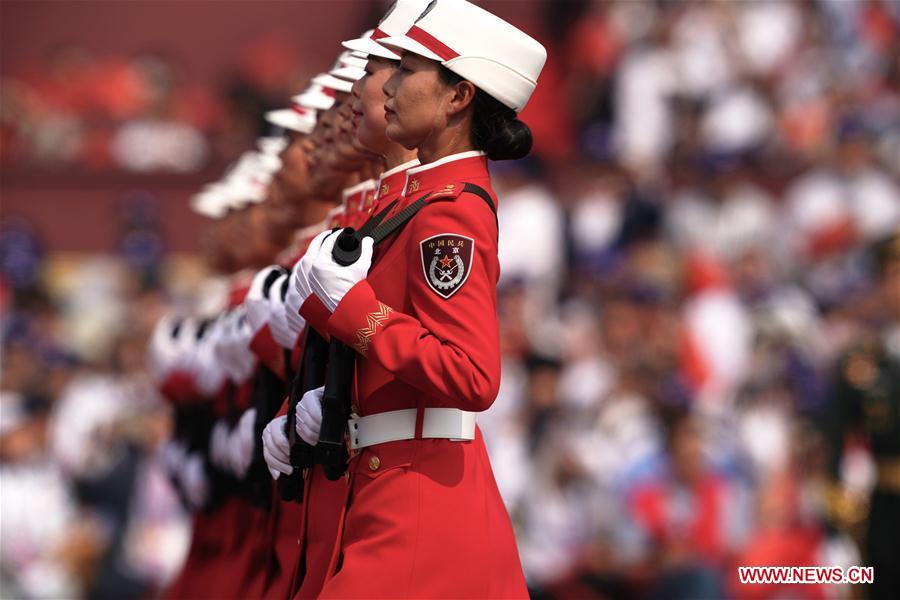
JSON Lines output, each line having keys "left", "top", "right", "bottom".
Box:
{"left": 180, "top": 318, "right": 209, "bottom": 379}
{"left": 213, "top": 312, "right": 239, "bottom": 380}
{"left": 172, "top": 317, "right": 198, "bottom": 374}
{"left": 283, "top": 230, "right": 332, "bottom": 335}
{"left": 268, "top": 274, "right": 298, "bottom": 349}
{"left": 284, "top": 283, "right": 307, "bottom": 338}
{"left": 227, "top": 310, "right": 257, "bottom": 383}
{"left": 180, "top": 452, "right": 209, "bottom": 510}
{"left": 295, "top": 385, "right": 324, "bottom": 446}
{"left": 208, "top": 419, "right": 231, "bottom": 471}
{"left": 195, "top": 322, "right": 226, "bottom": 397}
{"left": 310, "top": 231, "right": 374, "bottom": 312}
{"left": 262, "top": 415, "right": 293, "bottom": 479}
{"left": 246, "top": 265, "right": 286, "bottom": 333}
{"left": 148, "top": 314, "right": 180, "bottom": 383}
{"left": 294, "top": 230, "right": 332, "bottom": 304}
{"left": 228, "top": 408, "right": 257, "bottom": 479}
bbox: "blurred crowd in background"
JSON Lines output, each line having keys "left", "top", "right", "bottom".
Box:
{"left": 2, "top": 0, "right": 899, "bottom": 599}
{"left": 0, "top": 37, "right": 308, "bottom": 173}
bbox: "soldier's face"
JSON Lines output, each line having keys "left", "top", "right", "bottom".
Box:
{"left": 315, "top": 100, "right": 344, "bottom": 146}
{"left": 224, "top": 208, "right": 253, "bottom": 267}
{"left": 201, "top": 215, "right": 235, "bottom": 273}
{"left": 275, "top": 131, "right": 311, "bottom": 204}
{"left": 242, "top": 203, "right": 281, "bottom": 266}
{"left": 383, "top": 52, "right": 454, "bottom": 150}
{"left": 261, "top": 185, "right": 297, "bottom": 243}
{"left": 351, "top": 57, "right": 398, "bottom": 155}
{"left": 333, "top": 97, "right": 376, "bottom": 168}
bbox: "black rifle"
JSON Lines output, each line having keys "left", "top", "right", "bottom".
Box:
{"left": 243, "top": 267, "right": 289, "bottom": 507}
{"left": 279, "top": 327, "right": 328, "bottom": 501}
{"left": 316, "top": 338, "right": 356, "bottom": 480}
{"left": 246, "top": 362, "right": 287, "bottom": 508}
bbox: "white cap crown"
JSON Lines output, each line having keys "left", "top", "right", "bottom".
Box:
{"left": 265, "top": 104, "right": 317, "bottom": 135}
{"left": 342, "top": 1, "right": 430, "bottom": 60}
{"left": 381, "top": 0, "right": 546, "bottom": 112}
{"left": 292, "top": 83, "right": 335, "bottom": 111}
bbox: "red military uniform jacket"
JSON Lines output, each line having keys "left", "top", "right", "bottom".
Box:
{"left": 304, "top": 151, "right": 527, "bottom": 598}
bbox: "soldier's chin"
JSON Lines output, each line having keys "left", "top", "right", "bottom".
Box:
{"left": 385, "top": 123, "right": 419, "bottom": 151}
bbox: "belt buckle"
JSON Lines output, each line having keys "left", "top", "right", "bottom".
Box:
{"left": 346, "top": 412, "right": 361, "bottom": 456}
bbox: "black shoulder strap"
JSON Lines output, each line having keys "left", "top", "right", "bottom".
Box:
{"left": 462, "top": 183, "right": 497, "bottom": 216}
{"left": 461, "top": 183, "right": 498, "bottom": 231}
{"left": 364, "top": 182, "right": 497, "bottom": 246}
{"left": 356, "top": 199, "right": 398, "bottom": 238}
{"left": 369, "top": 192, "right": 433, "bottom": 244}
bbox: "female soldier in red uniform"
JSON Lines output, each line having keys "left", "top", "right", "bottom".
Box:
{"left": 293, "top": 1, "right": 547, "bottom": 596}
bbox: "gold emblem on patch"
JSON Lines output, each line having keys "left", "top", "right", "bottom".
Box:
{"left": 407, "top": 178, "right": 420, "bottom": 193}
{"left": 380, "top": 183, "right": 389, "bottom": 197}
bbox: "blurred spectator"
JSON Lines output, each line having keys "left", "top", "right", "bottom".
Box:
{"left": 1, "top": 391, "right": 79, "bottom": 598}
{"left": 619, "top": 407, "right": 751, "bottom": 599}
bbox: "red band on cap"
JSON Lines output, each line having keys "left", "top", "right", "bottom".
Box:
{"left": 371, "top": 28, "right": 388, "bottom": 40}
{"left": 406, "top": 25, "right": 459, "bottom": 61}
{"left": 292, "top": 105, "right": 310, "bottom": 116}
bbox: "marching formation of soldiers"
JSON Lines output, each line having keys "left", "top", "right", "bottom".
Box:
{"left": 147, "top": 1, "right": 547, "bottom": 597}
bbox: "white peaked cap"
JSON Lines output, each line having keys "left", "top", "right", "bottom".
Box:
{"left": 313, "top": 72, "right": 353, "bottom": 94}
{"left": 380, "top": 0, "right": 547, "bottom": 112}
{"left": 220, "top": 152, "right": 275, "bottom": 208}
{"left": 326, "top": 50, "right": 366, "bottom": 83}
{"left": 343, "top": 1, "right": 429, "bottom": 60}
{"left": 190, "top": 185, "right": 230, "bottom": 219}
{"left": 257, "top": 136, "right": 287, "bottom": 156}
{"left": 265, "top": 103, "right": 317, "bottom": 134}
{"left": 330, "top": 65, "right": 366, "bottom": 82}
{"left": 343, "top": 30, "right": 382, "bottom": 59}
{"left": 338, "top": 51, "right": 368, "bottom": 70}
{"left": 292, "top": 83, "right": 335, "bottom": 111}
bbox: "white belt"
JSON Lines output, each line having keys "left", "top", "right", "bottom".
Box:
{"left": 348, "top": 408, "right": 476, "bottom": 450}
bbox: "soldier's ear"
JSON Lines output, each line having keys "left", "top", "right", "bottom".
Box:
{"left": 446, "top": 80, "right": 477, "bottom": 117}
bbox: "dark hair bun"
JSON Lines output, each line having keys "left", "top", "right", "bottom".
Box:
{"left": 472, "top": 89, "right": 534, "bottom": 161}
{"left": 482, "top": 115, "right": 533, "bottom": 161}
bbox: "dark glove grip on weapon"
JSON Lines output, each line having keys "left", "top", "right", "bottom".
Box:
{"left": 332, "top": 227, "right": 363, "bottom": 266}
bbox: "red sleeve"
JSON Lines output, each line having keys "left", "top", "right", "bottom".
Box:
{"left": 326, "top": 195, "right": 501, "bottom": 412}
{"left": 248, "top": 325, "right": 285, "bottom": 380}
{"left": 299, "top": 294, "right": 332, "bottom": 342}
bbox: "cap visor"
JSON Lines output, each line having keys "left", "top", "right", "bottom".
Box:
{"left": 264, "top": 109, "right": 314, "bottom": 134}
{"left": 342, "top": 36, "right": 401, "bottom": 60}
{"left": 330, "top": 65, "right": 365, "bottom": 82}
{"left": 312, "top": 73, "right": 353, "bottom": 94}
{"left": 378, "top": 34, "right": 443, "bottom": 62}
{"left": 257, "top": 136, "right": 287, "bottom": 155}
{"left": 190, "top": 193, "right": 228, "bottom": 219}
{"left": 291, "top": 91, "right": 333, "bottom": 111}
